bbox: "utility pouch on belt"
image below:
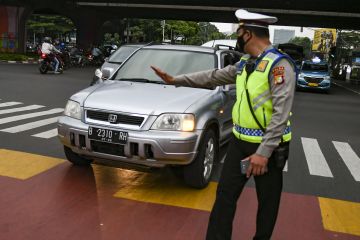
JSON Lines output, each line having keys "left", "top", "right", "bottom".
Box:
{"left": 272, "top": 142, "right": 289, "bottom": 168}
{"left": 244, "top": 61, "right": 289, "bottom": 168}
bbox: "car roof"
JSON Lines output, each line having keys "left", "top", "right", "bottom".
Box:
{"left": 201, "top": 39, "right": 237, "bottom": 48}
{"left": 142, "top": 44, "right": 216, "bottom": 54}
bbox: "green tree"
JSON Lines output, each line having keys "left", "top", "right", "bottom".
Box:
{"left": 26, "top": 14, "right": 75, "bottom": 40}
{"left": 288, "top": 37, "right": 312, "bottom": 58}
{"left": 337, "top": 30, "right": 360, "bottom": 50}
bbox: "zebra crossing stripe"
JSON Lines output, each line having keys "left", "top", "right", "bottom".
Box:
{"left": 283, "top": 161, "right": 288, "bottom": 172}
{"left": 0, "top": 102, "right": 23, "bottom": 108}
{"left": 0, "top": 117, "right": 59, "bottom": 133}
{"left": 333, "top": 141, "right": 360, "bottom": 182}
{"left": 32, "top": 128, "right": 58, "bottom": 139}
{"left": 0, "top": 105, "right": 44, "bottom": 115}
{"left": 0, "top": 108, "right": 64, "bottom": 125}
{"left": 301, "top": 137, "right": 333, "bottom": 178}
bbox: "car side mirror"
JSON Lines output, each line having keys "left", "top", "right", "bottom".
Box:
{"left": 94, "top": 68, "right": 102, "bottom": 79}
{"left": 102, "top": 68, "right": 111, "bottom": 80}
{"left": 223, "top": 84, "right": 236, "bottom": 92}
{"left": 104, "top": 57, "right": 109, "bottom": 62}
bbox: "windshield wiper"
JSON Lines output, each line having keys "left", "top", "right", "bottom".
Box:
{"left": 117, "top": 78, "right": 164, "bottom": 84}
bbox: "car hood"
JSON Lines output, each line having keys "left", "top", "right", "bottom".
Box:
{"left": 301, "top": 70, "right": 329, "bottom": 77}
{"left": 83, "top": 81, "right": 212, "bottom": 115}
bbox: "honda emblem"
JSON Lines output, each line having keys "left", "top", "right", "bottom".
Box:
{"left": 108, "top": 114, "right": 118, "bottom": 123}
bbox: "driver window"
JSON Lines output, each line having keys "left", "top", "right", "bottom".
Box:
{"left": 221, "top": 52, "right": 241, "bottom": 68}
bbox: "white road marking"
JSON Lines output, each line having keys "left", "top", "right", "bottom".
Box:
{"left": 32, "top": 128, "right": 58, "bottom": 139}
{"left": 0, "top": 105, "right": 44, "bottom": 115}
{"left": 333, "top": 141, "right": 360, "bottom": 181}
{"left": 220, "top": 154, "right": 227, "bottom": 164}
{"left": 283, "top": 161, "right": 288, "bottom": 172}
{"left": 301, "top": 137, "right": 333, "bottom": 177}
{"left": 0, "top": 117, "right": 59, "bottom": 133}
{"left": 0, "top": 108, "right": 64, "bottom": 125}
{"left": 0, "top": 102, "right": 23, "bottom": 108}
{"left": 332, "top": 82, "right": 360, "bottom": 95}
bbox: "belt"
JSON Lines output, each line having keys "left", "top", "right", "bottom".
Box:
{"left": 234, "top": 124, "right": 291, "bottom": 137}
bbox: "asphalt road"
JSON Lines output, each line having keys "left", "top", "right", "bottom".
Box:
{"left": 0, "top": 62, "right": 359, "bottom": 203}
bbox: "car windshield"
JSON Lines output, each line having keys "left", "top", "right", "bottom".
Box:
{"left": 108, "top": 46, "right": 139, "bottom": 63}
{"left": 113, "top": 48, "right": 216, "bottom": 82}
{"left": 302, "top": 63, "right": 328, "bottom": 72}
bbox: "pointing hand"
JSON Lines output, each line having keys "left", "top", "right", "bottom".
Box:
{"left": 151, "top": 66, "right": 174, "bottom": 84}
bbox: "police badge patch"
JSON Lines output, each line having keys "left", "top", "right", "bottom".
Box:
{"left": 256, "top": 60, "right": 269, "bottom": 72}
{"left": 272, "top": 66, "right": 285, "bottom": 85}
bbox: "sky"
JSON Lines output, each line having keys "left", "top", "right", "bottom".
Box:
{"left": 211, "top": 22, "right": 316, "bottom": 41}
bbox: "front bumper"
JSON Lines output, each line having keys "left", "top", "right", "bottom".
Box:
{"left": 57, "top": 116, "right": 202, "bottom": 167}
{"left": 297, "top": 80, "right": 331, "bottom": 90}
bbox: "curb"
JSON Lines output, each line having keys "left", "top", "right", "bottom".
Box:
{"left": 0, "top": 59, "right": 40, "bottom": 64}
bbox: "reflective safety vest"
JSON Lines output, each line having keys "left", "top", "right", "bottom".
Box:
{"left": 232, "top": 48, "right": 294, "bottom": 143}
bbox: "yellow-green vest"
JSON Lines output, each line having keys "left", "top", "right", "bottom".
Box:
{"left": 232, "top": 48, "right": 293, "bottom": 143}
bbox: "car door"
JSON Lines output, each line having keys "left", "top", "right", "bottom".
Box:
{"left": 218, "top": 51, "right": 241, "bottom": 142}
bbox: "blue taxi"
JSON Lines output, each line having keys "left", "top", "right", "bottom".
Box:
{"left": 297, "top": 59, "right": 331, "bottom": 93}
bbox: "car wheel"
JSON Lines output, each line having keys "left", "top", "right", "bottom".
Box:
{"left": 183, "top": 129, "right": 218, "bottom": 189}
{"left": 64, "top": 146, "right": 93, "bottom": 166}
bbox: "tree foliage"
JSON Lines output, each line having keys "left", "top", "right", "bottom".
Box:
{"left": 105, "top": 19, "right": 226, "bottom": 45}
{"left": 288, "top": 36, "right": 312, "bottom": 58}
{"left": 26, "top": 14, "right": 75, "bottom": 35}
{"left": 337, "top": 30, "right": 360, "bottom": 50}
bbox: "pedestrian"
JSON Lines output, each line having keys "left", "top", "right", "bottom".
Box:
{"left": 151, "top": 9, "right": 296, "bottom": 240}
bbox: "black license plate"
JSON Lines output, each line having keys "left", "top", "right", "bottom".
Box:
{"left": 88, "top": 127, "right": 128, "bottom": 144}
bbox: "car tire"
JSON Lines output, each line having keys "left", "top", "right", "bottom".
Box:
{"left": 183, "top": 129, "right": 218, "bottom": 189}
{"left": 64, "top": 146, "right": 93, "bottom": 166}
{"left": 39, "top": 63, "right": 48, "bottom": 74}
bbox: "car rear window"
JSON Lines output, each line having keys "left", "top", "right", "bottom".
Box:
{"left": 108, "top": 46, "right": 139, "bottom": 63}
{"left": 302, "top": 63, "right": 328, "bottom": 72}
{"left": 113, "top": 49, "right": 216, "bottom": 82}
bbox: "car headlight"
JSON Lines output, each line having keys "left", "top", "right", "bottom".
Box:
{"left": 64, "top": 100, "right": 81, "bottom": 119}
{"left": 324, "top": 76, "right": 331, "bottom": 80}
{"left": 151, "top": 114, "right": 195, "bottom": 131}
{"left": 298, "top": 73, "right": 305, "bottom": 78}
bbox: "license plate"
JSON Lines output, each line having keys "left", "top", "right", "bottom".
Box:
{"left": 88, "top": 127, "right": 128, "bottom": 144}
{"left": 308, "top": 83, "right": 319, "bottom": 87}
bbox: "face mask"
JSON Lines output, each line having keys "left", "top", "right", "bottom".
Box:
{"left": 235, "top": 32, "right": 252, "bottom": 53}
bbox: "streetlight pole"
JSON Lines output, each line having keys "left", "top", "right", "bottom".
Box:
{"left": 161, "top": 20, "right": 165, "bottom": 42}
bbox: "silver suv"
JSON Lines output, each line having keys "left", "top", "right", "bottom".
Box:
{"left": 57, "top": 44, "right": 240, "bottom": 188}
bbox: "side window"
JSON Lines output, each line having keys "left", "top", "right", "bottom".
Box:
{"left": 221, "top": 51, "right": 241, "bottom": 68}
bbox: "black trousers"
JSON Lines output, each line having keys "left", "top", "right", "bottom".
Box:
{"left": 206, "top": 136, "right": 286, "bottom": 240}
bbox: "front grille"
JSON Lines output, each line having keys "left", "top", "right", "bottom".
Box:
{"left": 304, "top": 77, "right": 324, "bottom": 83}
{"left": 91, "top": 141, "right": 125, "bottom": 156}
{"left": 87, "top": 110, "right": 144, "bottom": 126}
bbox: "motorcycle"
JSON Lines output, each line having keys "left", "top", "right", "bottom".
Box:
{"left": 39, "top": 52, "right": 64, "bottom": 74}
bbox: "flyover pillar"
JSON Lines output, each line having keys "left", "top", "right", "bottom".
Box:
{"left": 74, "top": 12, "right": 105, "bottom": 49}
{"left": 0, "top": 5, "right": 31, "bottom": 53}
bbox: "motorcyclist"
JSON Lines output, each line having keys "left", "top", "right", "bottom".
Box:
{"left": 41, "top": 37, "right": 61, "bottom": 74}
{"left": 91, "top": 45, "right": 104, "bottom": 64}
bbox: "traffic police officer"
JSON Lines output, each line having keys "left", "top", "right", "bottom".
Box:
{"left": 151, "top": 9, "right": 296, "bottom": 240}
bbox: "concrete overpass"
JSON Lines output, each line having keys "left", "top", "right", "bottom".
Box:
{"left": 1, "top": 0, "right": 360, "bottom": 52}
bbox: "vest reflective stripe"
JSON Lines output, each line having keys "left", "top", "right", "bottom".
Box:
{"left": 232, "top": 49, "right": 292, "bottom": 143}
{"left": 234, "top": 124, "right": 291, "bottom": 137}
